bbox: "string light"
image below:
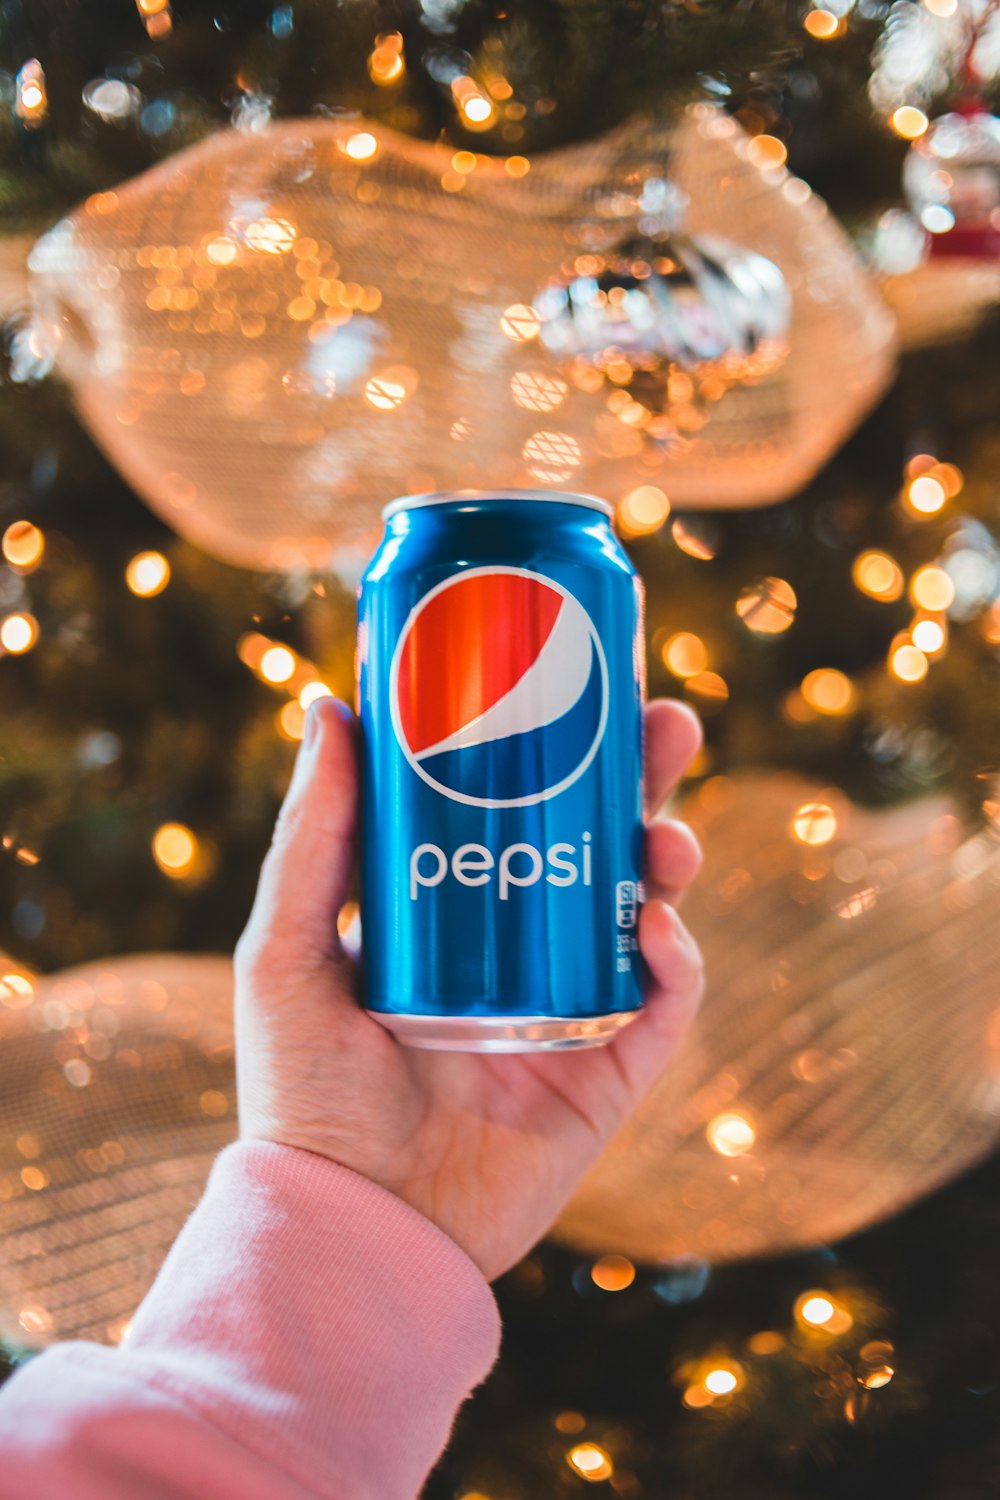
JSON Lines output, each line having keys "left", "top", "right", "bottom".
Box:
{"left": 259, "top": 645, "right": 297, "bottom": 684}
{"left": 912, "top": 617, "right": 946, "bottom": 654}
{"left": 852, "top": 550, "right": 904, "bottom": 602}
{"left": 792, "top": 801, "right": 837, "bottom": 845}
{"left": 566, "top": 1444, "right": 613, "bottom": 1482}
{"left": 1, "top": 612, "right": 39, "bottom": 654}
{"left": 801, "top": 668, "right": 855, "bottom": 715}
{"left": 891, "top": 106, "right": 929, "bottom": 140}
{"left": 244, "top": 217, "right": 297, "bottom": 255}
{"left": 736, "top": 577, "right": 797, "bottom": 634}
{"left": 277, "top": 700, "right": 306, "bottom": 740}
{"left": 746, "top": 134, "right": 788, "bottom": 169}
{"left": 905, "top": 474, "right": 947, "bottom": 516}
{"left": 452, "top": 76, "right": 495, "bottom": 130}
{"left": 704, "top": 1366, "right": 740, "bottom": 1395}
{"left": 663, "top": 632, "right": 708, "bottom": 678}
{"left": 794, "top": 1289, "right": 854, "bottom": 1335}
{"left": 682, "top": 1358, "right": 746, "bottom": 1408}
{"left": 299, "top": 680, "right": 333, "bottom": 709}
{"left": 152, "top": 823, "right": 199, "bottom": 878}
{"left": 890, "top": 641, "right": 929, "bottom": 683}
{"left": 672, "top": 519, "right": 718, "bottom": 561}
{"left": 617, "top": 486, "right": 670, "bottom": 537}
{"left": 136, "top": 0, "right": 173, "bottom": 36}
{"left": 505, "top": 155, "right": 531, "bottom": 177}
{"left": 685, "top": 671, "right": 729, "bottom": 708}
{"left": 510, "top": 371, "right": 567, "bottom": 413}
{"left": 340, "top": 131, "right": 378, "bottom": 161}
{"left": 591, "top": 1254, "right": 636, "bottom": 1291}
{"left": 804, "top": 8, "right": 840, "bottom": 37}
{"left": 368, "top": 32, "right": 405, "bottom": 86}
{"left": 2, "top": 521, "right": 45, "bottom": 571}
{"left": 499, "top": 304, "right": 541, "bottom": 342}
{"left": 706, "top": 1111, "right": 755, "bottom": 1157}
{"left": 364, "top": 366, "right": 418, "bottom": 410}
{"left": 910, "top": 566, "right": 954, "bottom": 612}
{"left": 125, "top": 551, "right": 171, "bottom": 597}
{"left": 15, "top": 60, "right": 47, "bottom": 127}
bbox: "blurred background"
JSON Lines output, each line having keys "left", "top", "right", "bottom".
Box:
{"left": 1, "top": 1, "right": 1000, "bottom": 1496}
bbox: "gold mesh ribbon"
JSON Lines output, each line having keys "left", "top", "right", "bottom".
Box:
{"left": 28, "top": 106, "right": 895, "bottom": 574}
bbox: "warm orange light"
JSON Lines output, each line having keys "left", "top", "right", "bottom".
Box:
{"left": 746, "top": 134, "right": 788, "bottom": 169}
{"left": 906, "top": 474, "right": 946, "bottom": 515}
{"left": 566, "top": 1444, "right": 613, "bottom": 1481}
{"left": 260, "top": 645, "right": 297, "bottom": 684}
{"left": 244, "top": 217, "right": 297, "bottom": 255}
{"left": 125, "top": 551, "right": 170, "bottom": 597}
{"left": 792, "top": 801, "right": 837, "bottom": 845}
{"left": 801, "top": 668, "right": 854, "bottom": 715}
{"left": 299, "top": 680, "right": 333, "bottom": 709}
{"left": 617, "top": 486, "right": 670, "bottom": 537}
{"left": 365, "top": 366, "right": 418, "bottom": 410}
{"left": 2, "top": 521, "right": 45, "bottom": 570}
{"left": 277, "top": 700, "right": 306, "bottom": 741}
{"left": 706, "top": 1111, "right": 755, "bottom": 1157}
{"left": 152, "top": 823, "right": 198, "bottom": 877}
{"left": 804, "top": 8, "right": 840, "bottom": 37}
{"left": 368, "top": 33, "right": 405, "bottom": 85}
{"left": 510, "top": 370, "right": 567, "bottom": 412}
{"left": 912, "top": 617, "right": 946, "bottom": 654}
{"left": 505, "top": 155, "right": 531, "bottom": 177}
{"left": 736, "top": 577, "right": 797, "bottom": 634}
{"left": 794, "top": 1290, "right": 854, "bottom": 1336}
{"left": 663, "top": 632, "right": 708, "bottom": 678}
{"left": 910, "top": 566, "right": 954, "bottom": 612}
{"left": 206, "top": 236, "right": 238, "bottom": 266}
{"left": 0, "top": 613, "right": 39, "bottom": 654}
{"left": 591, "top": 1254, "right": 636, "bottom": 1291}
{"left": 852, "top": 550, "right": 904, "bottom": 602}
{"left": 891, "top": 106, "right": 929, "bottom": 140}
{"left": 341, "top": 131, "right": 378, "bottom": 161}
{"left": 890, "top": 642, "right": 929, "bottom": 683}
{"left": 500, "top": 304, "right": 541, "bottom": 342}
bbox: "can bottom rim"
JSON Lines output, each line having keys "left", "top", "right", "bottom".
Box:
{"left": 365, "top": 1009, "right": 640, "bottom": 1052}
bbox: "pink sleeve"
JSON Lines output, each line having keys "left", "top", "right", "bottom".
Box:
{"left": 0, "top": 1142, "right": 502, "bottom": 1500}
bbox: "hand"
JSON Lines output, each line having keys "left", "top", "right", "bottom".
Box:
{"left": 235, "top": 696, "right": 704, "bottom": 1281}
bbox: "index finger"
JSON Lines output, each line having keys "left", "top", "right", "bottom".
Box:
{"left": 644, "top": 698, "right": 703, "bottom": 818}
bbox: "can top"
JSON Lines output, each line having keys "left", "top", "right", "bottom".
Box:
{"left": 382, "top": 488, "right": 613, "bottom": 520}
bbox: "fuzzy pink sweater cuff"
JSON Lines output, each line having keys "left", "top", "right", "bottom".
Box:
{"left": 0, "top": 1141, "right": 502, "bottom": 1500}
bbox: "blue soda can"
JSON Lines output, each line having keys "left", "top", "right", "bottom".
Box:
{"left": 357, "top": 489, "right": 645, "bottom": 1052}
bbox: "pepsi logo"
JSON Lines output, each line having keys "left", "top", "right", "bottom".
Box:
{"left": 390, "top": 566, "right": 608, "bottom": 808}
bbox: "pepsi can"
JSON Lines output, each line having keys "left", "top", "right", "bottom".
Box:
{"left": 357, "top": 489, "right": 645, "bottom": 1052}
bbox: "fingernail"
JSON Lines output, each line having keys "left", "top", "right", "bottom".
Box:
{"left": 303, "top": 703, "right": 323, "bottom": 749}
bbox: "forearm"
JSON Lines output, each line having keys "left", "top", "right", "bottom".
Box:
{"left": 0, "top": 1142, "right": 501, "bottom": 1500}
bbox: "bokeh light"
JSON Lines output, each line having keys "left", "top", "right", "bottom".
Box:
{"left": 852, "top": 550, "right": 904, "bottom": 601}
{"left": 736, "top": 576, "right": 797, "bottom": 634}
{"left": 891, "top": 106, "right": 929, "bottom": 140}
{"left": 1, "top": 612, "right": 39, "bottom": 654}
{"left": 804, "top": 8, "right": 840, "bottom": 37}
{"left": 125, "top": 551, "right": 171, "bottom": 597}
{"left": 663, "top": 632, "right": 708, "bottom": 678}
{"left": 890, "top": 642, "right": 929, "bottom": 682}
{"left": 152, "top": 823, "right": 198, "bottom": 878}
{"left": 566, "top": 1443, "right": 613, "bottom": 1482}
{"left": 259, "top": 645, "right": 297, "bottom": 684}
{"left": 801, "top": 668, "right": 854, "bottom": 715}
{"left": 591, "top": 1254, "right": 636, "bottom": 1291}
{"left": 617, "top": 486, "right": 670, "bottom": 537}
{"left": 792, "top": 801, "right": 838, "bottom": 845}
{"left": 906, "top": 474, "right": 946, "bottom": 516}
{"left": 706, "top": 1111, "right": 756, "bottom": 1157}
{"left": 910, "top": 566, "right": 955, "bottom": 612}
{"left": 2, "top": 521, "right": 45, "bottom": 570}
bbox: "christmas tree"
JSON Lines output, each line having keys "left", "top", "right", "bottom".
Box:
{"left": 2, "top": 3, "right": 1000, "bottom": 1495}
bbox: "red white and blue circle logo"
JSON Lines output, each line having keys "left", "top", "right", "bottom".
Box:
{"left": 390, "top": 566, "right": 608, "bottom": 808}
